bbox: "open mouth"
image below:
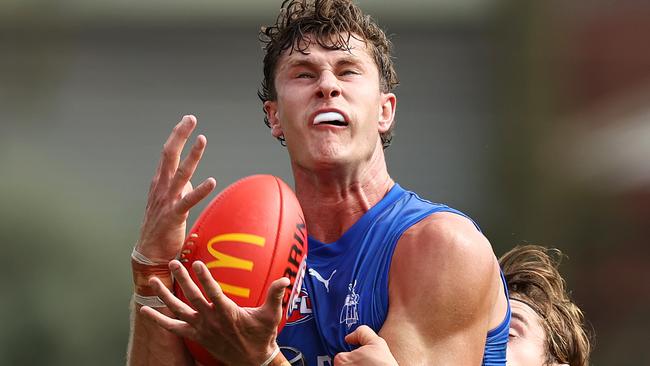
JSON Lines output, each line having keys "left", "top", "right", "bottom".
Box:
{"left": 313, "top": 112, "right": 348, "bottom": 127}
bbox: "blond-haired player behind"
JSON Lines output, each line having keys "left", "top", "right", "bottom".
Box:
{"left": 501, "top": 245, "right": 592, "bottom": 366}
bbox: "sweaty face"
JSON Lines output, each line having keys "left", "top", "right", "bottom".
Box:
{"left": 264, "top": 35, "right": 395, "bottom": 172}
{"left": 507, "top": 299, "right": 568, "bottom": 366}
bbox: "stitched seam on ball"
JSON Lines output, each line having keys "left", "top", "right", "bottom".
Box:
{"left": 264, "top": 176, "right": 284, "bottom": 305}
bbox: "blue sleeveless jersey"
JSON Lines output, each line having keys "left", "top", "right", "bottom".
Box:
{"left": 278, "top": 184, "right": 510, "bottom": 366}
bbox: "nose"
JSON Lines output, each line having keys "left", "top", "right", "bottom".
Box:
{"left": 316, "top": 71, "right": 341, "bottom": 99}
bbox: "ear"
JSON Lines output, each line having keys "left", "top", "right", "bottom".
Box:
{"left": 263, "top": 101, "right": 283, "bottom": 138}
{"left": 378, "top": 93, "right": 396, "bottom": 133}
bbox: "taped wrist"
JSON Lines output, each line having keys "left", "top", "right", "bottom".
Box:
{"left": 261, "top": 347, "right": 291, "bottom": 366}
{"left": 131, "top": 247, "right": 173, "bottom": 308}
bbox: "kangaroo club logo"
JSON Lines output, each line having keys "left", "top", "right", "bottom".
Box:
{"left": 340, "top": 280, "right": 359, "bottom": 328}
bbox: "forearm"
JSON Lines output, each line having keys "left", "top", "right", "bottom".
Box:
{"left": 127, "top": 298, "right": 195, "bottom": 366}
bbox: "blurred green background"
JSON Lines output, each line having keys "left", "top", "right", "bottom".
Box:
{"left": 1, "top": 0, "right": 649, "bottom": 364}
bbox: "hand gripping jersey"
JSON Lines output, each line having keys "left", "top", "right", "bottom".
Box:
{"left": 278, "top": 184, "right": 510, "bottom": 366}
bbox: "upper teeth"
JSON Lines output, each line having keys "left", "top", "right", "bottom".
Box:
{"left": 314, "top": 112, "right": 345, "bottom": 125}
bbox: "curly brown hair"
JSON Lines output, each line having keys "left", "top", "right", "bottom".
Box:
{"left": 258, "top": 0, "right": 399, "bottom": 148}
{"left": 499, "top": 245, "right": 592, "bottom": 366}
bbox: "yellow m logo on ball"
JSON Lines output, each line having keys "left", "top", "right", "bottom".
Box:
{"left": 206, "top": 233, "right": 266, "bottom": 298}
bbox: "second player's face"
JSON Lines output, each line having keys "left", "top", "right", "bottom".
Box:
{"left": 507, "top": 299, "right": 568, "bottom": 366}
{"left": 265, "top": 34, "right": 395, "bottom": 172}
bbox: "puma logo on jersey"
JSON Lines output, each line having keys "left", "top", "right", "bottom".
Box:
{"left": 308, "top": 268, "right": 337, "bottom": 292}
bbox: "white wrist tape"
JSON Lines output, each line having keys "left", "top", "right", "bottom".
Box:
{"left": 260, "top": 347, "right": 280, "bottom": 366}
{"left": 133, "top": 293, "right": 168, "bottom": 308}
{"left": 131, "top": 247, "right": 169, "bottom": 265}
{"left": 131, "top": 247, "right": 172, "bottom": 308}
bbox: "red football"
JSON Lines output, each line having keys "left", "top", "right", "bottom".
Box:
{"left": 174, "top": 174, "right": 308, "bottom": 366}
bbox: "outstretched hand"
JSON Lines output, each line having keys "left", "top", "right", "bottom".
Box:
{"left": 140, "top": 260, "right": 290, "bottom": 366}
{"left": 136, "top": 115, "right": 217, "bottom": 262}
{"left": 334, "top": 326, "right": 398, "bottom": 366}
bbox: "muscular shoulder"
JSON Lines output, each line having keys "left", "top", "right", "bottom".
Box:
{"left": 387, "top": 212, "right": 499, "bottom": 328}
{"left": 395, "top": 212, "right": 495, "bottom": 285}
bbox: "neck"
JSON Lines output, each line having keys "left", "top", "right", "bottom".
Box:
{"left": 292, "top": 144, "right": 393, "bottom": 243}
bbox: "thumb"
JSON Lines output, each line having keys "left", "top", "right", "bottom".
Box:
{"left": 344, "top": 325, "right": 380, "bottom": 346}
{"left": 261, "top": 277, "right": 291, "bottom": 317}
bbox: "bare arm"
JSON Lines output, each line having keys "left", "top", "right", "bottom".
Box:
{"left": 379, "top": 212, "right": 504, "bottom": 365}
{"left": 127, "top": 115, "right": 216, "bottom": 366}
{"left": 127, "top": 300, "right": 196, "bottom": 366}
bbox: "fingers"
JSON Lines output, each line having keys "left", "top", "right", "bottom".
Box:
{"left": 174, "top": 177, "right": 217, "bottom": 215}
{"left": 140, "top": 305, "right": 195, "bottom": 338}
{"left": 158, "top": 115, "right": 197, "bottom": 186}
{"left": 169, "top": 260, "right": 212, "bottom": 312}
{"left": 149, "top": 276, "right": 199, "bottom": 321}
{"left": 264, "top": 277, "right": 291, "bottom": 310}
{"left": 344, "top": 325, "right": 380, "bottom": 346}
{"left": 168, "top": 134, "right": 208, "bottom": 197}
{"left": 192, "top": 260, "right": 236, "bottom": 309}
{"left": 261, "top": 277, "right": 291, "bottom": 318}
{"left": 333, "top": 351, "right": 352, "bottom": 366}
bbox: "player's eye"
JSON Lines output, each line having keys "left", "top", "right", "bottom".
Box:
{"left": 296, "top": 72, "right": 314, "bottom": 79}
{"left": 508, "top": 331, "right": 521, "bottom": 340}
{"left": 340, "top": 69, "right": 359, "bottom": 76}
